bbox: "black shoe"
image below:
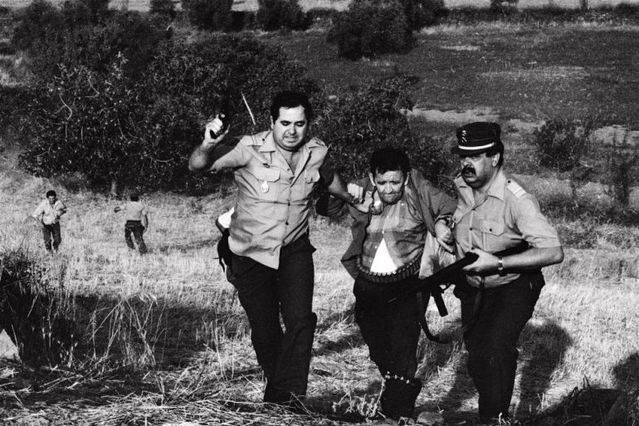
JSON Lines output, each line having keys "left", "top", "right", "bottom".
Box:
{"left": 380, "top": 376, "right": 422, "bottom": 420}
{"left": 263, "top": 387, "right": 309, "bottom": 414}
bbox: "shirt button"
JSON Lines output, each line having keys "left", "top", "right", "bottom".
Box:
{"left": 285, "top": 222, "right": 289, "bottom": 225}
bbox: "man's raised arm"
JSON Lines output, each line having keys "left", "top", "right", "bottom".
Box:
{"left": 188, "top": 115, "right": 231, "bottom": 172}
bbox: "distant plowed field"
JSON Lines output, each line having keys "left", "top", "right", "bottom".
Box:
{"left": 1, "top": 0, "right": 638, "bottom": 12}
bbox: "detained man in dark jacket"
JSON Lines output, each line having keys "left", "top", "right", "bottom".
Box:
{"left": 343, "top": 147, "right": 457, "bottom": 423}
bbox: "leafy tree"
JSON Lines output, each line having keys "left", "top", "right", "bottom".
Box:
{"left": 150, "top": 0, "right": 177, "bottom": 20}
{"left": 256, "top": 0, "right": 308, "bottom": 31}
{"left": 182, "top": 0, "right": 233, "bottom": 31}
{"left": 19, "top": 35, "right": 317, "bottom": 193}
{"left": 327, "top": 0, "right": 414, "bottom": 60}
{"left": 20, "top": 56, "right": 142, "bottom": 194}
{"left": 13, "top": 3, "right": 166, "bottom": 83}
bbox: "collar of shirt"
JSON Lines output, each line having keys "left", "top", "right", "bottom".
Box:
{"left": 456, "top": 168, "right": 507, "bottom": 209}
{"left": 255, "top": 131, "right": 324, "bottom": 179}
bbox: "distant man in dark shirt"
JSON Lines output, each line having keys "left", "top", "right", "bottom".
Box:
{"left": 114, "top": 194, "right": 149, "bottom": 254}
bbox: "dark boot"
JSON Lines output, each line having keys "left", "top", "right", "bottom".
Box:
{"left": 380, "top": 376, "right": 422, "bottom": 420}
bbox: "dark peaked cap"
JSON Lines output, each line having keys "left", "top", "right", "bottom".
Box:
{"left": 453, "top": 122, "right": 502, "bottom": 155}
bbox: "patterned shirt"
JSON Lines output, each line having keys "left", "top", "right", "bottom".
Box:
{"left": 209, "top": 130, "right": 331, "bottom": 269}
{"left": 362, "top": 186, "right": 427, "bottom": 272}
{"left": 346, "top": 169, "right": 456, "bottom": 278}
{"left": 32, "top": 199, "right": 66, "bottom": 225}
{"left": 453, "top": 170, "right": 561, "bottom": 288}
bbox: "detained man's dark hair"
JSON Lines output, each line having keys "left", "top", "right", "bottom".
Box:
{"left": 130, "top": 194, "right": 139, "bottom": 202}
{"left": 46, "top": 190, "right": 56, "bottom": 198}
{"left": 270, "top": 91, "right": 313, "bottom": 122}
{"left": 370, "top": 147, "right": 410, "bottom": 176}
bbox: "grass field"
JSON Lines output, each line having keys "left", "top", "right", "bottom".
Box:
{"left": 1, "top": 8, "right": 639, "bottom": 426}
{"left": 0, "top": 159, "right": 638, "bottom": 424}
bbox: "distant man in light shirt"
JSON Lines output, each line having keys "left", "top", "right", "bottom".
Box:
{"left": 31, "top": 190, "right": 67, "bottom": 252}
{"left": 343, "top": 147, "right": 456, "bottom": 422}
{"left": 114, "top": 194, "right": 149, "bottom": 254}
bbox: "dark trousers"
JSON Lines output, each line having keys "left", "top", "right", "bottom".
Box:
{"left": 42, "top": 223, "right": 61, "bottom": 252}
{"left": 125, "top": 221, "right": 147, "bottom": 254}
{"left": 455, "top": 272, "right": 544, "bottom": 421}
{"left": 354, "top": 275, "right": 422, "bottom": 419}
{"left": 228, "top": 236, "right": 317, "bottom": 402}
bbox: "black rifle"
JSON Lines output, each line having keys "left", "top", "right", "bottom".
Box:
{"left": 384, "top": 242, "right": 530, "bottom": 342}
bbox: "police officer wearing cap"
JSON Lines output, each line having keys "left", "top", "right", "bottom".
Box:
{"left": 451, "top": 122, "right": 564, "bottom": 424}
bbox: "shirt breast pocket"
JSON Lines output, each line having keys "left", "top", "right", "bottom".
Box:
{"left": 480, "top": 219, "right": 506, "bottom": 252}
{"left": 250, "top": 167, "right": 281, "bottom": 200}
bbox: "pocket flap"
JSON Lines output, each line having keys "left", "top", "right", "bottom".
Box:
{"left": 251, "top": 167, "right": 280, "bottom": 182}
{"left": 480, "top": 219, "right": 504, "bottom": 235}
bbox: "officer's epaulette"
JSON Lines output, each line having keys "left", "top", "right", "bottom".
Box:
{"left": 311, "top": 137, "right": 327, "bottom": 147}
{"left": 241, "top": 132, "right": 268, "bottom": 146}
{"left": 506, "top": 179, "right": 527, "bottom": 198}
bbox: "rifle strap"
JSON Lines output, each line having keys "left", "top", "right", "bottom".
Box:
{"left": 462, "top": 280, "right": 485, "bottom": 335}
{"left": 416, "top": 291, "right": 450, "bottom": 343}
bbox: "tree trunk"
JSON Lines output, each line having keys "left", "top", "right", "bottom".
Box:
{"left": 110, "top": 179, "right": 119, "bottom": 198}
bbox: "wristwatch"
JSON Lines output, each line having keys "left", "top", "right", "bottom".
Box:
{"left": 497, "top": 257, "right": 505, "bottom": 276}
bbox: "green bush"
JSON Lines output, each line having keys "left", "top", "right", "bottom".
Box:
{"left": 306, "top": 7, "right": 339, "bottom": 28}
{"left": 534, "top": 118, "right": 592, "bottom": 173}
{"left": 229, "top": 11, "right": 257, "bottom": 31}
{"left": 12, "top": 3, "right": 166, "bottom": 83}
{"left": 256, "top": 0, "right": 308, "bottom": 31}
{"left": 11, "top": 0, "right": 63, "bottom": 52}
{"left": 18, "top": 34, "right": 317, "bottom": 193}
{"left": 182, "top": 0, "right": 233, "bottom": 31}
{"left": 604, "top": 133, "right": 639, "bottom": 208}
{"left": 327, "top": 0, "right": 414, "bottom": 60}
{"left": 150, "top": 0, "right": 176, "bottom": 20}
{"left": 315, "top": 75, "right": 431, "bottom": 182}
{"left": 402, "top": 0, "right": 445, "bottom": 30}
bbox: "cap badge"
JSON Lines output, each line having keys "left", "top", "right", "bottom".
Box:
{"left": 460, "top": 129, "right": 467, "bottom": 144}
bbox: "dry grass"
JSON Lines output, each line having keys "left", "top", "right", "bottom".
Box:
{"left": 0, "top": 152, "right": 638, "bottom": 424}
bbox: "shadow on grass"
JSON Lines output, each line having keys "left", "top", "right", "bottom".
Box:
{"left": 535, "top": 352, "right": 639, "bottom": 426}
{"left": 314, "top": 302, "right": 364, "bottom": 357}
{"left": 152, "top": 237, "right": 220, "bottom": 254}
{"left": 430, "top": 318, "right": 572, "bottom": 423}
{"left": 0, "top": 249, "right": 245, "bottom": 370}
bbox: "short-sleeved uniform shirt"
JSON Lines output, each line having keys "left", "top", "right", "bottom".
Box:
{"left": 209, "top": 130, "right": 331, "bottom": 269}
{"left": 453, "top": 170, "right": 561, "bottom": 288}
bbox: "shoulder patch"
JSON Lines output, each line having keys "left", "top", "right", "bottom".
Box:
{"left": 506, "top": 179, "right": 527, "bottom": 198}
